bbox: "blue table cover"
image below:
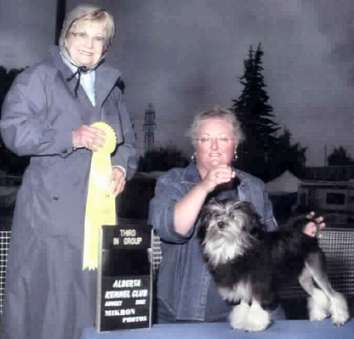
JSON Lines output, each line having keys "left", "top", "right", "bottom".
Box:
{"left": 81, "top": 319, "right": 354, "bottom": 339}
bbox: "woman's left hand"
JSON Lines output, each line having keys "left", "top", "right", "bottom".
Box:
{"left": 111, "top": 167, "right": 126, "bottom": 196}
{"left": 303, "top": 211, "right": 326, "bottom": 237}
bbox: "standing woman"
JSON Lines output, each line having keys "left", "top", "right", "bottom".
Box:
{"left": 0, "top": 4, "right": 136, "bottom": 339}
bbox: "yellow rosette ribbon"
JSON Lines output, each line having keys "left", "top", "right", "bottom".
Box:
{"left": 83, "top": 121, "right": 117, "bottom": 270}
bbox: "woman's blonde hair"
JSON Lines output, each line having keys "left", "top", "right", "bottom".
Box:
{"left": 59, "top": 4, "right": 115, "bottom": 51}
{"left": 188, "top": 106, "right": 245, "bottom": 147}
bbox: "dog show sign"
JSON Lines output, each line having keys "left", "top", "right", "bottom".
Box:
{"left": 96, "top": 222, "right": 153, "bottom": 332}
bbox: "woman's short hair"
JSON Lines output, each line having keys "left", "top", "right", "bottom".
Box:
{"left": 59, "top": 4, "right": 115, "bottom": 51}
{"left": 188, "top": 106, "right": 245, "bottom": 147}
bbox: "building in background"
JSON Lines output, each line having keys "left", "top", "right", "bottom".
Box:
{"left": 296, "top": 166, "right": 354, "bottom": 227}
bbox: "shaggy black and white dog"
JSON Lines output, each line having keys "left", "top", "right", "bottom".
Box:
{"left": 199, "top": 199, "right": 349, "bottom": 332}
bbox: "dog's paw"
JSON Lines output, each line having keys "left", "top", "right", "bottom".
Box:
{"left": 308, "top": 288, "right": 330, "bottom": 321}
{"left": 229, "top": 302, "right": 250, "bottom": 330}
{"left": 244, "top": 302, "right": 271, "bottom": 332}
{"left": 330, "top": 292, "right": 350, "bottom": 326}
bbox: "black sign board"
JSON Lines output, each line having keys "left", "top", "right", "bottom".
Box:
{"left": 96, "top": 221, "right": 153, "bottom": 332}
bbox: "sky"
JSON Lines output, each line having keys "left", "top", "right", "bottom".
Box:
{"left": 0, "top": 0, "right": 353, "bottom": 166}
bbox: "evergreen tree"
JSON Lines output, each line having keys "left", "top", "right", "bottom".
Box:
{"left": 270, "top": 129, "right": 307, "bottom": 179}
{"left": 231, "top": 44, "right": 279, "bottom": 180}
{"left": 327, "top": 146, "right": 353, "bottom": 166}
{"left": 231, "top": 44, "right": 306, "bottom": 180}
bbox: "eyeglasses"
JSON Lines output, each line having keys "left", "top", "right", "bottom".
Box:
{"left": 194, "top": 136, "right": 235, "bottom": 146}
{"left": 69, "top": 31, "right": 106, "bottom": 46}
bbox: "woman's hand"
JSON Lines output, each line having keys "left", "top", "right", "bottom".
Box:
{"left": 72, "top": 125, "right": 106, "bottom": 152}
{"left": 303, "top": 211, "right": 326, "bottom": 237}
{"left": 111, "top": 167, "right": 126, "bottom": 196}
{"left": 199, "top": 165, "right": 236, "bottom": 194}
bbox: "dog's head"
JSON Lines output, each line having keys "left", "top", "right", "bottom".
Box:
{"left": 199, "top": 198, "right": 263, "bottom": 266}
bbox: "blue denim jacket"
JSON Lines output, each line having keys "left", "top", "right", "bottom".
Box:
{"left": 148, "top": 163, "right": 278, "bottom": 321}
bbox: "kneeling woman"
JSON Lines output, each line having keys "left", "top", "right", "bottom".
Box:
{"left": 148, "top": 106, "right": 322, "bottom": 323}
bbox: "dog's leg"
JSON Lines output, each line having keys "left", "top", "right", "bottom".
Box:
{"left": 299, "top": 265, "right": 330, "bottom": 321}
{"left": 243, "top": 299, "right": 271, "bottom": 332}
{"left": 305, "top": 252, "right": 349, "bottom": 326}
{"left": 229, "top": 301, "right": 250, "bottom": 331}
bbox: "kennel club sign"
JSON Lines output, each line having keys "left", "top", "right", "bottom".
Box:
{"left": 96, "top": 223, "right": 153, "bottom": 331}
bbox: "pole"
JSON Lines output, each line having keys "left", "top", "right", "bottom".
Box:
{"left": 55, "top": 0, "right": 67, "bottom": 45}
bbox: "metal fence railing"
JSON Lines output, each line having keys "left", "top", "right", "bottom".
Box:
{"left": 0, "top": 230, "right": 11, "bottom": 315}
{"left": 151, "top": 228, "right": 354, "bottom": 300}
{"left": 278, "top": 228, "right": 354, "bottom": 299}
{"left": 1, "top": 228, "right": 354, "bottom": 316}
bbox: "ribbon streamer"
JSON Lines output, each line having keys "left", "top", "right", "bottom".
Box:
{"left": 83, "top": 121, "right": 117, "bottom": 270}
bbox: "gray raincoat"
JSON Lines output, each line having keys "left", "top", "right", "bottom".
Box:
{"left": 0, "top": 47, "right": 137, "bottom": 339}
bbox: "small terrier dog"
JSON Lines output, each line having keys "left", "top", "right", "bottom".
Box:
{"left": 199, "top": 199, "right": 349, "bottom": 331}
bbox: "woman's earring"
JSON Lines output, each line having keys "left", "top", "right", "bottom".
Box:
{"left": 191, "top": 152, "right": 196, "bottom": 162}
{"left": 234, "top": 149, "right": 238, "bottom": 161}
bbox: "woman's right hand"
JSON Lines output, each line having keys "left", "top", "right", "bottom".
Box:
{"left": 199, "top": 165, "right": 236, "bottom": 194}
{"left": 173, "top": 165, "right": 235, "bottom": 236}
{"left": 72, "top": 125, "right": 106, "bottom": 152}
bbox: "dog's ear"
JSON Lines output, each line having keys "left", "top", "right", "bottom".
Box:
{"left": 207, "top": 197, "right": 218, "bottom": 205}
{"left": 198, "top": 221, "right": 207, "bottom": 241}
{"left": 198, "top": 198, "right": 223, "bottom": 240}
{"left": 232, "top": 201, "right": 265, "bottom": 238}
{"left": 235, "top": 201, "right": 255, "bottom": 214}
{"left": 198, "top": 204, "right": 211, "bottom": 241}
{"left": 249, "top": 225, "right": 264, "bottom": 239}
{"left": 203, "top": 197, "right": 226, "bottom": 214}
{"left": 197, "top": 209, "right": 208, "bottom": 241}
{"left": 244, "top": 205, "right": 264, "bottom": 238}
{"left": 236, "top": 201, "right": 262, "bottom": 223}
